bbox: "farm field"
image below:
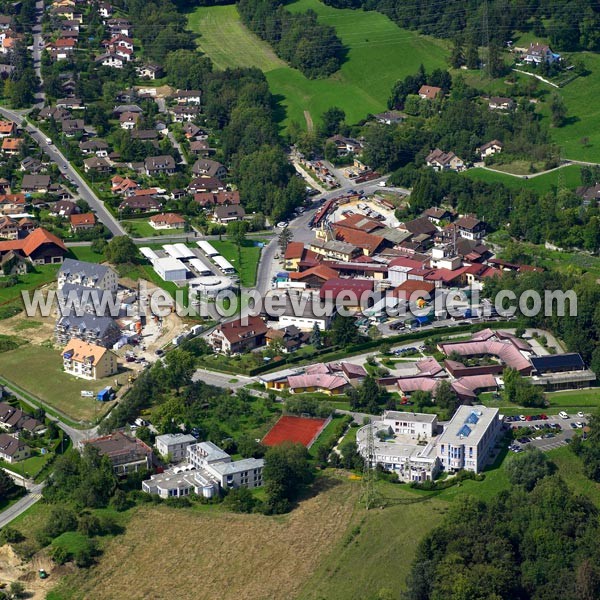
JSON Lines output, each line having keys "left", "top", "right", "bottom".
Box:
{"left": 188, "top": 0, "right": 448, "bottom": 128}
{"left": 211, "top": 240, "right": 262, "bottom": 287}
{"left": 0, "top": 345, "right": 123, "bottom": 423}
{"left": 465, "top": 164, "right": 583, "bottom": 193}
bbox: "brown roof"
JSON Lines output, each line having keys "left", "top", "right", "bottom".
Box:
{"left": 283, "top": 242, "right": 305, "bottom": 260}
{"left": 289, "top": 264, "right": 338, "bottom": 282}
{"left": 149, "top": 212, "right": 185, "bottom": 225}
{"left": 418, "top": 85, "right": 441, "bottom": 100}
{"left": 62, "top": 338, "right": 107, "bottom": 366}
{"left": 401, "top": 216, "right": 437, "bottom": 236}
{"left": 217, "top": 315, "right": 267, "bottom": 344}
{"left": 333, "top": 225, "right": 385, "bottom": 254}
{"left": 455, "top": 215, "right": 483, "bottom": 230}
{"left": 70, "top": 213, "right": 96, "bottom": 227}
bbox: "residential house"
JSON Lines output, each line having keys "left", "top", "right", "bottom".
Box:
{"left": 0, "top": 402, "right": 45, "bottom": 435}
{"left": 111, "top": 176, "right": 139, "bottom": 195}
{"left": 148, "top": 213, "right": 185, "bottom": 230}
{"left": 173, "top": 90, "right": 202, "bottom": 105}
{"left": 98, "top": 2, "right": 113, "bottom": 18}
{"left": 0, "top": 120, "right": 15, "bottom": 137}
{"left": 22, "top": 175, "right": 51, "bottom": 193}
{"left": 213, "top": 205, "right": 245, "bottom": 224}
{"left": 80, "top": 139, "right": 109, "bottom": 157}
{"left": 189, "top": 140, "right": 214, "bottom": 156}
{"left": 327, "top": 134, "right": 362, "bottom": 155}
{"left": 418, "top": 85, "right": 442, "bottom": 100}
{"left": 309, "top": 237, "right": 360, "bottom": 262}
{"left": 96, "top": 53, "right": 125, "bottom": 69}
{"left": 21, "top": 157, "right": 43, "bottom": 173}
{"left": 193, "top": 191, "right": 239, "bottom": 208}
{"left": 70, "top": 213, "right": 96, "bottom": 232}
{"left": 119, "top": 111, "right": 139, "bottom": 130}
{"left": 118, "top": 196, "right": 161, "bottom": 213}
{"left": 1, "top": 137, "right": 22, "bottom": 156}
{"left": 51, "top": 200, "right": 78, "bottom": 217}
{"left": 373, "top": 110, "right": 405, "bottom": 125}
{"left": 265, "top": 325, "right": 308, "bottom": 353}
{"left": 136, "top": 64, "right": 163, "bottom": 79}
{"left": 169, "top": 105, "right": 198, "bottom": 122}
{"left": 83, "top": 156, "right": 111, "bottom": 173}
{"left": 207, "top": 315, "right": 267, "bottom": 354}
{"left": 130, "top": 129, "right": 158, "bottom": 142}
{"left": 58, "top": 259, "right": 118, "bottom": 291}
{"left": 188, "top": 176, "right": 225, "bottom": 193}
{"left": 575, "top": 184, "right": 600, "bottom": 206}
{"left": 191, "top": 159, "right": 226, "bottom": 179}
{"left": 283, "top": 242, "right": 305, "bottom": 270}
{"left": 107, "top": 18, "right": 132, "bottom": 37}
{"left": 0, "top": 216, "right": 19, "bottom": 239}
{"left": 478, "top": 139, "right": 503, "bottom": 160}
{"left": 56, "top": 97, "right": 83, "bottom": 110}
{"left": 454, "top": 215, "right": 486, "bottom": 240}
{"left": 423, "top": 207, "right": 454, "bottom": 225}
{"left": 144, "top": 155, "right": 176, "bottom": 176}
{"left": 426, "top": 148, "right": 465, "bottom": 172}
{"left": 81, "top": 432, "right": 153, "bottom": 475}
{"left": 0, "top": 433, "right": 30, "bottom": 463}
{"left": 61, "top": 119, "right": 85, "bottom": 137}
{"left": 62, "top": 338, "right": 118, "bottom": 380}
{"left": 524, "top": 42, "right": 559, "bottom": 65}
{"left": 287, "top": 373, "right": 348, "bottom": 395}
{"left": 154, "top": 433, "right": 196, "bottom": 462}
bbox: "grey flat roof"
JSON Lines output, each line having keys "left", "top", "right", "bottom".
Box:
{"left": 383, "top": 411, "right": 437, "bottom": 424}
{"left": 210, "top": 457, "right": 264, "bottom": 475}
{"left": 437, "top": 405, "right": 499, "bottom": 446}
{"left": 155, "top": 433, "right": 196, "bottom": 446}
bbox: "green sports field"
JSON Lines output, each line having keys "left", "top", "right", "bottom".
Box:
{"left": 188, "top": 0, "right": 448, "bottom": 128}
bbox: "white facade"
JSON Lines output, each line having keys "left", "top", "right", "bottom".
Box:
{"left": 436, "top": 405, "right": 503, "bottom": 473}
{"left": 155, "top": 433, "right": 196, "bottom": 462}
{"left": 382, "top": 411, "right": 438, "bottom": 439}
{"left": 153, "top": 256, "right": 188, "bottom": 281}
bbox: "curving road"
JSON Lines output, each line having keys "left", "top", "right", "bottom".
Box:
{"left": 0, "top": 483, "right": 44, "bottom": 528}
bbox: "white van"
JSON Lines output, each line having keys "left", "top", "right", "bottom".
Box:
{"left": 559, "top": 411, "right": 569, "bottom": 419}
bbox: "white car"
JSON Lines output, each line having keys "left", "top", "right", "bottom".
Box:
{"left": 577, "top": 411, "right": 585, "bottom": 418}
{"left": 277, "top": 221, "right": 288, "bottom": 228}
{"left": 576, "top": 422, "right": 583, "bottom": 429}
{"left": 559, "top": 411, "right": 569, "bottom": 419}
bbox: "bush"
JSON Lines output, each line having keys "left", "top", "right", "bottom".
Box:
{"left": 223, "top": 488, "right": 256, "bottom": 513}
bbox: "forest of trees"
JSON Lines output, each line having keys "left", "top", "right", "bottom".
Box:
{"left": 321, "top": 0, "right": 600, "bottom": 52}
{"left": 238, "top": 0, "right": 343, "bottom": 78}
{"left": 405, "top": 451, "right": 600, "bottom": 600}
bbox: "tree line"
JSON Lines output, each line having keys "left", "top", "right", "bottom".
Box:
{"left": 405, "top": 449, "right": 600, "bottom": 600}
{"left": 238, "top": 0, "right": 343, "bottom": 78}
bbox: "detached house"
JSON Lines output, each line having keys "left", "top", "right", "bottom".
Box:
{"left": 81, "top": 432, "right": 153, "bottom": 475}
{"left": 213, "top": 205, "right": 245, "bottom": 224}
{"left": 478, "top": 140, "right": 503, "bottom": 160}
{"left": 145, "top": 155, "right": 176, "bottom": 176}
{"left": 70, "top": 213, "right": 96, "bottom": 231}
{"left": 454, "top": 215, "right": 486, "bottom": 240}
{"left": 0, "top": 433, "right": 30, "bottom": 463}
{"left": 174, "top": 90, "right": 202, "bottom": 105}
{"left": 418, "top": 85, "right": 442, "bottom": 100}
{"left": 136, "top": 64, "right": 163, "bottom": 80}
{"left": 207, "top": 315, "right": 268, "bottom": 354}
{"left": 524, "top": 42, "right": 559, "bottom": 65}
{"left": 22, "top": 174, "right": 51, "bottom": 193}
{"left": 192, "top": 159, "right": 226, "bottom": 179}
{"left": 149, "top": 213, "right": 185, "bottom": 229}
{"left": 426, "top": 148, "right": 465, "bottom": 172}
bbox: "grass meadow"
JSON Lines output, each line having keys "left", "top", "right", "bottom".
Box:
{"left": 188, "top": 0, "right": 448, "bottom": 129}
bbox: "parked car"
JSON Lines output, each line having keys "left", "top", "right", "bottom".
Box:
{"left": 559, "top": 411, "right": 569, "bottom": 419}
{"left": 577, "top": 411, "right": 585, "bottom": 418}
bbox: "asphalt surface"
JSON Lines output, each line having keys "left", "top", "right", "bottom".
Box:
{"left": 509, "top": 412, "right": 587, "bottom": 452}
{"left": 0, "top": 483, "right": 44, "bottom": 528}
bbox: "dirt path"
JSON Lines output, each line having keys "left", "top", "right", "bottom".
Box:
{"left": 0, "top": 545, "right": 60, "bottom": 600}
{"left": 304, "top": 110, "right": 314, "bottom": 132}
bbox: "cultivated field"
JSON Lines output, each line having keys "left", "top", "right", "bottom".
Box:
{"left": 188, "top": 0, "right": 448, "bottom": 128}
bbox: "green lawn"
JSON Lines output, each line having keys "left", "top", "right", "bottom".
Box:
{"left": 1, "top": 453, "right": 53, "bottom": 480}
{"left": 0, "top": 264, "right": 60, "bottom": 304}
{"left": 465, "top": 164, "right": 583, "bottom": 193}
{"left": 0, "top": 345, "right": 124, "bottom": 423}
{"left": 211, "top": 240, "right": 262, "bottom": 287}
{"left": 480, "top": 388, "right": 600, "bottom": 415}
{"left": 121, "top": 219, "right": 184, "bottom": 238}
{"left": 188, "top": 0, "right": 448, "bottom": 129}
{"left": 68, "top": 246, "right": 106, "bottom": 263}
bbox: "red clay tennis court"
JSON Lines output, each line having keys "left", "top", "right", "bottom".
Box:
{"left": 262, "top": 415, "right": 328, "bottom": 448}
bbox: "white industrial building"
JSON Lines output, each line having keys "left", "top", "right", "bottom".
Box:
{"left": 153, "top": 256, "right": 188, "bottom": 281}
{"left": 188, "top": 258, "right": 213, "bottom": 276}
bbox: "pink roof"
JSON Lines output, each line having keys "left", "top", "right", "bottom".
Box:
{"left": 416, "top": 357, "right": 444, "bottom": 376}
{"left": 389, "top": 256, "right": 427, "bottom": 270}
{"left": 454, "top": 374, "right": 497, "bottom": 392}
{"left": 287, "top": 373, "right": 347, "bottom": 391}
{"left": 397, "top": 377, "right": 439, "bottom": 394}
{"left": 306, "top": 363, "right": 333, "bottom": 375}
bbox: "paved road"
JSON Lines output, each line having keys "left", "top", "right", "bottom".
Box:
{"left": 0, "top": 483, "right": 44, "bottom": 528}
{"left": 32, "top": 0, "right": 45, "bottom": 106}
{"left": 5, "top": 109, "right": 126, "bottom": 236}
{"left": 191, "top": 368, "right": 253, "bottom": 390}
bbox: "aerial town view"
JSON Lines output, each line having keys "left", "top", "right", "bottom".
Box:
{"left": 0, "top": 0, "right": 599, "bottom": 598}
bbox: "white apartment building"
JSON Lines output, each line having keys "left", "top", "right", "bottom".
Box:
{"left": 155, "top": 433, "right": 196, "bottom": 462}
{"left": 436, "top": 405, "right": 503, "bottom": 473}
{"left": 58, "top": 259, "right": 118, "bottom": 292}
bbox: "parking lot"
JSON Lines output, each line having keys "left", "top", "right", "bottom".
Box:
{"left": 507, "top": 412, "right": 588, "bottom": 453}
